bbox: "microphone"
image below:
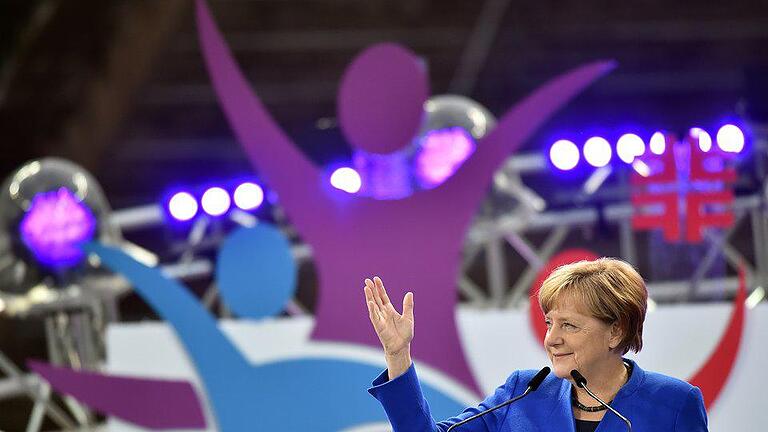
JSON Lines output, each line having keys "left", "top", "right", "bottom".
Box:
{"left": 446, "top": 367, "right": 550, "bottom": 432}
{"left": 570, "top": 370, "right": 632, "bottom": 431}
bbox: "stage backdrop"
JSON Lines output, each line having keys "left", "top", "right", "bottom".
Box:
{"left": 106, "top": 302, "right": 765, "bottom": 431}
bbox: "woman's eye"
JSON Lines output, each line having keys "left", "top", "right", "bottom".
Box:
{"left": 544, "top": 320, "right": 552, "bottom": 328}
{"left": 563, "top": 323, "right": 576, "bottom": 329}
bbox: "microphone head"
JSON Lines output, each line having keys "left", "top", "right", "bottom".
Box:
{"left": 527, "top": 367, "right": 551, "bottom": 392}
{"left": 570, "top": 370, "right": 587, "bottom": 388}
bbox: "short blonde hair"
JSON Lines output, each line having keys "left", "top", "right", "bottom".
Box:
{"left": 538, "top": 258, "right": 648, "bottom": 354}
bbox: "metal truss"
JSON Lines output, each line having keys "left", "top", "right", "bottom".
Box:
{"left": 103, "top": 151, "right": 768, "bottom": 314}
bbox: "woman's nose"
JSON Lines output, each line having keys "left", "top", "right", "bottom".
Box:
{"left": 545, "top": 328, "right": 562, "bottom": 347}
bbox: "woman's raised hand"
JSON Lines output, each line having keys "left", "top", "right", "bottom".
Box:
{"left": 364, "top": 277, "right": 414, "bottom": 369}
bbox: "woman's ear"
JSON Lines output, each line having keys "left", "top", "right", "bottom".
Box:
{"left": 609, "top": 321, "right": 624, "bottom": 350}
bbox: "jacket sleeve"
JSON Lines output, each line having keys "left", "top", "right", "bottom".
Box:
{"left": 674, "top": 386, "right": 708, "bottom": 432}
{"left": 368, "top": 363, "right": 520, "bottom": 432}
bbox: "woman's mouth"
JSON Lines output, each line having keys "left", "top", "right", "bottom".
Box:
{"left": 552, "top": 353, "right": 573, "bottom": 358}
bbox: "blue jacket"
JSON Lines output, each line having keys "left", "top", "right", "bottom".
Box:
{"left": 368, "top": 359, "right": 708, "bottom": 431}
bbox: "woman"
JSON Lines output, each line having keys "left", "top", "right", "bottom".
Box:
{"left": 364, "top": 258, "right": 708, "bottom": 431}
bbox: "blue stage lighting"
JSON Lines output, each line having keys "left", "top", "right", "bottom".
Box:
{"left": 690, "top": 127, "right": 712, "bottom": 152}
{"left": 649, "top": 132, "right": 666, "bottom": 155}
{"left": 616, "top": 133, "right": 645, "bottom": 163}
{"left": 716, "top": 124, "right": 745, "bottom": 153}
{"left": 201, "top": 187, "right": 231, "bottom": 216}
{"left": 168, "top": 192, "right": 199, "bottom": 222}
{"left": 549, "top": 140, "right": 580, "bottom": 171}
{"left": 233, "top": 182, "right": 264, "bottom": 211}
{"left": 330, "top": 167, "right": 362, "bottom": 193}
{"left": 583, "top": 137, "right": 612, "bottom": 167}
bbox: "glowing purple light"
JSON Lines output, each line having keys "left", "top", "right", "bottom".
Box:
{"left": 716, "top": 124, "right": 745, "bottom": 153}
{"left": 168, "top": 192, "right": 198, "bottom": 221}
{"left": 415, "top": 127, "right": 476, "bottom": 186}
{"left": 549, "top": 140, "right": 579, "bottom": 171}
{"left": 330, "top": 167, "right": 362, "bottom": 193}
{"left": 583, "top": 137, "right": 612, "bottom": 167}
{"left": 616, "top": 134, "right": 646, "bottom": 163}
{"left": 19, "top": 188, "right": 96, "bottom": 268}
{"left": 233, "top": 182, "right": 264, "bottom": 210}
{"left": 690, "top": 127, "right": 712, "bottom": 152}
{"left": 649, "top": 132, "right": 665, "bottom": 155}
{"left": 201, "top": 187, "right": 231, "bottom": 216}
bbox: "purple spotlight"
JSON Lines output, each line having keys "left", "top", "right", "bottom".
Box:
{"left": 649, "top": 132, "right": 665, "bottom": 155}
{"left": 690, "top": 127, "right": 712, "bottom": 152}
{"left": 330, "top": 167, "right": 362, "bottom": 193}
{"left": 233, "top": 182, "right": 264, "bottom": 210}
{"left": 583, "top": 137, "right": 612, "bottom": 167}
{"left": 168, "top": 192, "right": 198, "bottom": 221}
{"left": 716, "top": 124, "right": 745, "bottom": 153}
{"left": 19, "top": 188, "right": 96, "bottom": 268}
{"left": 549, "top": 139, "right": 579, "bottom": 170}
{"left": 201, "top": 187, "right": 231, "bottom": 216}
{"left": 616, "top": 133, "right": 646, "bottom": 163}
{"left": 415, "top": 127, "right": 476, "bottom": 187}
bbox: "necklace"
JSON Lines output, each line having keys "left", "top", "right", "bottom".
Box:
{"left": 571, "top": 361, "right": 633, "bottom": 412}
{"left": 571, "top": 389, "right": 608, "bottom": 412}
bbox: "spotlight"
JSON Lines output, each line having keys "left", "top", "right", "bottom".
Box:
{"left": 549, "top": 140, "right": 580, "bottom": 171}
{"left": 19, "top": 188, "right": 97, "bottom": 268}
{"left": 233, "top": 182, "right": 264, "bottom": 210}
{"left": 201, "top": 187, "right": 231, "bottom": 216}
{"left": 330, "top": 167, "right": 362, "bottom": 193}
{"left": 690, "top": 127, "right": 712, "bottom": 152}
{"left": 415, "top": 127, "right": 476, "bottom": 186}
{"left": 649, "top": 132, "right": 665, "bottom": 155}
{"left": 716, "top": 124, "right": 745, "bottom": 153}
{"left": 168, "top": 191, "right": 199, "bottom": 221}
{"left": 583, "top": 137, "right": 612, "bottom": 167}
{"left": 616, "top": 133, "right": 646, "bottom": 163}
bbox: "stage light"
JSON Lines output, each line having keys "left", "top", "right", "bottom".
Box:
{"left": 616, "top": 133, "right": 646, "bottom": 163}
{"left": 201, "top": 187, "right": 231, "bottom": 216}
{"left": 690, "top": 127, "right": 712, "bottom": 152}
{"left": 716, "top": 124, "right": 745, "bottom": 153}
{"left": 583, "top": 137, "right": 612, "bottom": 167}
{"left": 19, "top": 188, "right": 96, "bottom": 268}
{"left": 549, "top": 140, "right": 579, "bottom": 170}
{"left": 330, "top": 167, "right": 362, "bottom": 193}
{"left": 168, "top": 191, "right": 199, "bottom": 221}
{"left": 415, "top": 127, "right": 476, "bottom": 186}
{"left": 649, "top": 132, "right": 665, "bottom": 155}
{"left": 233, "top": 182, "right": 264, "bottom": 211}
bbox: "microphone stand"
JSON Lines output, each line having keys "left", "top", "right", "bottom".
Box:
{"left": 571, "top": 370, "right": 632, "bottom": 431}
{"left": 446, "top": 387, "right": 532, "bottom": 432}
{"left": 446, "top": 367, "right": 550, "bottom": 432}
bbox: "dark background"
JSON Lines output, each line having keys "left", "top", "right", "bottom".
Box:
{"left": 0, "top": 0, "right": 766, "bottom": 429}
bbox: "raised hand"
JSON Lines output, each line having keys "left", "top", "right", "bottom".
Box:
{"left": 364, "top": 276, "right": 414, "bottom": 379}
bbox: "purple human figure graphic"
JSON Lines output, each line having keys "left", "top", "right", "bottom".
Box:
{"left": 196, "top": 0, "right": 613, "bottom": 392}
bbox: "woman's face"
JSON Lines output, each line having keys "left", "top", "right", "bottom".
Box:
{"left": 543, "top": 295, "right": 622, "bottom": 380}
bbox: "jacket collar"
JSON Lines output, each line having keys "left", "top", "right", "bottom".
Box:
{"left": 552, "top": 358, "right": 644, "bottom": 431}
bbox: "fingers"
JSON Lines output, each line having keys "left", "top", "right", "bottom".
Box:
{"left": 373, "top": 276, "right": 391, "bottom": 305}
{"left": 363, "top": 282, "right": 374, "bottom": 303}
{"left": 374, "top": 276, "right": 400, "bottom": 316}
{"left": 366, "top": 276, "right": 403, "bottom": 319}
{"left": 366, "top": 278, "right": 386, "bottom": 312}
{"left": 364, "top": 286, "right": 384, "bottom": 328}
{"left": 402, "top": 291, "right": 414, "bottom": 321}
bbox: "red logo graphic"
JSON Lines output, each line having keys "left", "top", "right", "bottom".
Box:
{"left": 631, "top": 133, "right": 736, "bottom": 243}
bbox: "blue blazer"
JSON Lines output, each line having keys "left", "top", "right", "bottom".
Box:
{"left": 368, "top": 359, "right": 708, "bottom": 431}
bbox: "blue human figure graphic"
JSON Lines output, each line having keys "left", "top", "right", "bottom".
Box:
{"left": 83, "top": 226, "right": 467, "bottom": 431}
